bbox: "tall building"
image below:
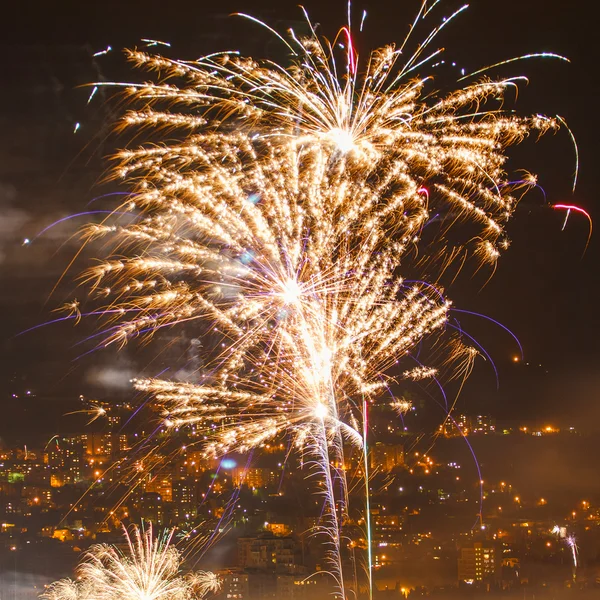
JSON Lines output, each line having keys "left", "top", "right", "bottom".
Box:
{"left": 179, "top": 450, "right": 217, "bottom": 475}
{"left": 46, "top": 437, "right": 83, "bottom": 484}
{"left": 217, "top": 570, "right": 249, "bottom": 600}
{"left": 172, "top": 477, "right": 197, "bottom": 520}
{"left": 370, "top": 442, "right": 404, "bottom": 471}
{"left": 237, "top": 533, "right": 302, "bottom": 574}
{"left": 440, "top": 414, "right": 470, "bottom": 437}
{"left": 458, "top": 541, "right": 498, "bottom": 584}
{"left": 44, "top": 433, "right": 129, "bottom": 484}
{"left": 82, "top": 433, "right": 128, "bottom": 457}
{"left": 217, "top": 570, "right": 317, "bottom": 600}
{"left": 137, "top": 491, "right": 165, "bottom": 526}
{"left": 146, "top": 475, "right": 173, "bottom": 503}
{"left": 470, "top": 415, "right": 496, "bottom": 435}
{"left": 372, "top": 511, "right": 403, "bottom": 544}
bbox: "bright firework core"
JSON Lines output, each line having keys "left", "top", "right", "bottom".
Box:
{"left": 327, "top": 128, "right": 355, "bottom": 153}
{"left": 280, "top": 278, "right": 303, "bottom": 304}
{"left": 313, "top": 402, "right": 329, "bottom": 420}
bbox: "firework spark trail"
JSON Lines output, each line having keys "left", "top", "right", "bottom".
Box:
{"left": 73, "top": 1, "right": 564, "bottom": 595}
{"left": 41, "top": 524, "right": 220, "bottom": 600}
{"left": 451, "top": 308, "right": 524, "bottom": 359}
{"left": 64, "top": 400, "right": 107, "bottom": 424}
{"left": 448, "top": 323, "right": 500, "bottom": 389}
{"left": 567, "top": 535, "right": 579, "bottom": 569}
{"left": 553, "top": 203, "right": 592, "bottom": 255}
{"left": 362, "top": 398, "right": 373, "bottom": 600}
{"left": 553, "top": 526, "right": 579, "bottom": 570}
{"left": 412, "top": 370, "right": 485, "bottom": 530}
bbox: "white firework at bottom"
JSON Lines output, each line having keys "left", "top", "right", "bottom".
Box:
{"left": 41, "top": 524, "right": 221, "bottom": 600}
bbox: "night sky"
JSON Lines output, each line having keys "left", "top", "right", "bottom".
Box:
{"left": 1, "top": 0, "right": 598, "bottom": 439}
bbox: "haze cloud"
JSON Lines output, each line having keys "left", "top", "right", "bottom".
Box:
{"left": 84, "top": 364, "right": 136, "bottom": 391}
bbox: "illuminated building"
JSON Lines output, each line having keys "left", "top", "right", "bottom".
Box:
{"left": 137, "top": 491, "right": 165, "bottom": 526}
{"left": 217, "top": 570, "right": 317, "bottom": 600}
{"left": 145, "top": 476, "right": 173, "bottom": 502}
{"left": 370, "top": 442, "right": 404, "bottom": 472}
{"left": 441, "top": 414, "right": 496, "bottom": 437}
{"left": 265, "top": 523, "right": 291, "bottom": 536}
{"left": 458, "top": 541, "right": 498, "bottom": 584}
{"left": 179, "top": 450, "right": 217, "bottom": 475}
{"left": 471, "top": 415, "right": 496, "bottom": 435}
{"left": 237, "top": 533, "right": 301, "bottom": 574}
{"left": 82, "top": 433, "right": 128, "bottom": 456}
{"left": 217, "top": 570, "right": 249, "bottom": 600}
{"left": 52, "top": 528, "right": 74, "bottom": 542}
{"left": 172, "top": 477, "right": 197, "bottom": 520}
{"left": 372, "top": 512, "right": 403, "bottom": 543}
{"left": 232, "top": 467, "right": 279, "bottom": 489}
{"left": 262, "top": 443, "right": 286, "bottom": 454}
{"left": 22, "top": 485, "right": 51, "bottom": 506}
{"left": 46, "top": 437, "right": 83, "bottom": 484}
{"left": 107, "top": 414, "right": 121, "bottom": 428}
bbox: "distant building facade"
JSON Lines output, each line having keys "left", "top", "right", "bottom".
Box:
{"left": 441, "top": 414, "right": 496, "bottom": 437}
{"left": 237, "top": 533, "right": 302, "bottom": 574}
{"left": 370, "top": 442, "right": 404, "bottom": 471}
{"left": 458, "top": 541, "right": 499, "bottom": 584}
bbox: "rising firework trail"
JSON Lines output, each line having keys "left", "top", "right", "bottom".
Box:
{"left": 552, "top": 526, "right": 579, "bottom": 571}
{"left": 73, "top": 1, "right": 566, "bottom": 595}
{"left": 567, "top": 535, "right": 579, "bottom": 569}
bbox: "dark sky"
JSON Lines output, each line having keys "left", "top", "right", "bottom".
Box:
{"left": 0, "top": 0, "right": 598, "bottom": 436}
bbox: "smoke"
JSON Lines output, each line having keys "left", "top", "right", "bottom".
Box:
{"left": 0, "top": 570, "right": 53, "bottom": 600}
{"left": 80, "top": 334, "right": 206, "bottom": 396}
{"left": 173, "top": 337, "right": 204, "bottom": 384}
{"left": 84, "top": 364, "right": 136, "bottom": 391}
{"left": 0, "top": 182, "right": 29, "bottom": 265}
{"left": 0, "top": 179, "right": 92, "bottom": 280}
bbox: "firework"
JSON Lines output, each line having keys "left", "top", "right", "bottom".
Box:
{"left": 553, "top": 203, "right": 592, "bottom": 255}
{"left": 41, "top": 524, "right": 220, "bottom": 600}
{"left": 391, "top": 398, "right": 414, "bottom": 414}
{"left": 64, "top": 398, "right": 107, "bottom": 424}
{"left": 551, "top": 526, "right": 579, "bottom": 570}
{"left": 76, "top": 1, "right": 562, "bottom": 596}
{"left": 567, "top": 535, "right": 579, "bottom": 569}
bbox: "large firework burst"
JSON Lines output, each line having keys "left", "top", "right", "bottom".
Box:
{"left": 78, "top": 2, "right": 562, "bottom": 596}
